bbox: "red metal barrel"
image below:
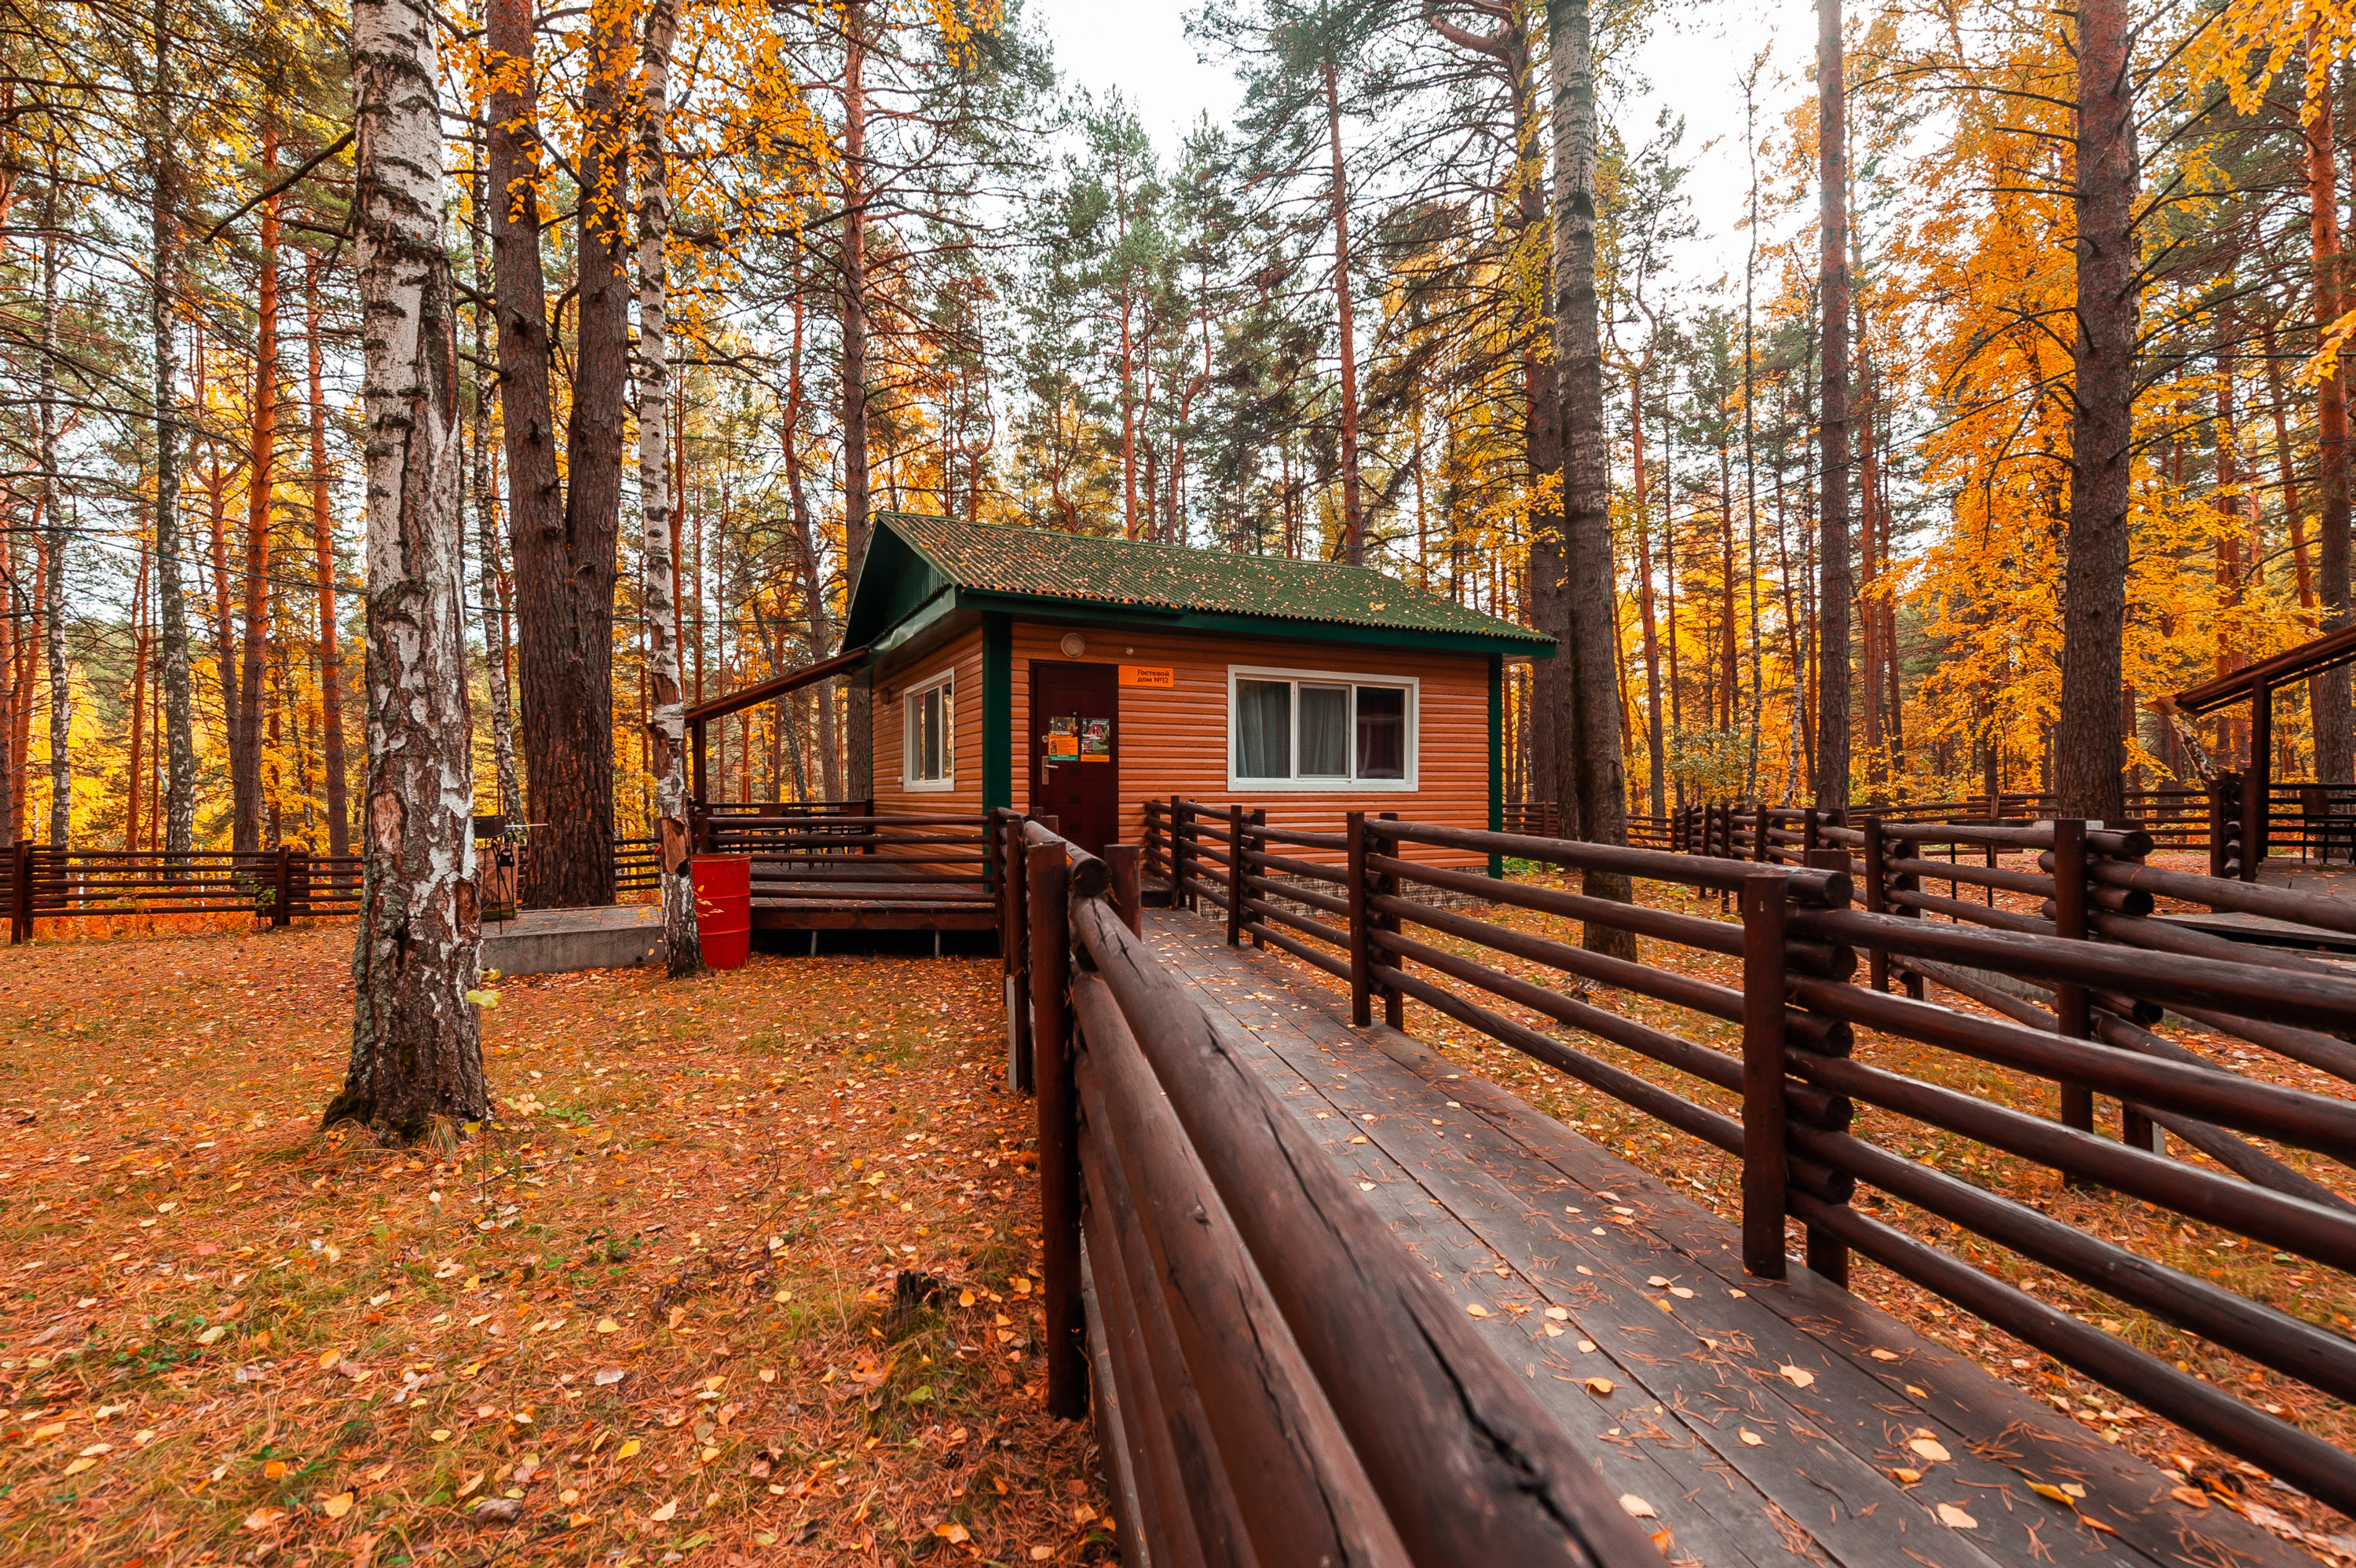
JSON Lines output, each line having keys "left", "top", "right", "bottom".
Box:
{"left": 691, "top": 855, "right": 752, "bottom": 970}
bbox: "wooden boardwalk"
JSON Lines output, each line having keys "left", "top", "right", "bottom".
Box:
{"left": 1144, "top": 911, "right": 2305, "bottom": 1568}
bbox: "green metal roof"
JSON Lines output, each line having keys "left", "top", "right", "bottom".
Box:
{"left": 843, "top": 514, "right": 1554, "bottom": 655}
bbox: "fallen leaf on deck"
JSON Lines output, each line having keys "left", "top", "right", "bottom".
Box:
{"left": 1465, "top": 1303, "right": 1490, "bottom": 1318}
{"left": 1908, "top": 1438, "right": 1950, "bottom": 1463}
{"left": 1619, "top": 1494, "right": 1656, "bottom": 1519}
{"left": 1869, "top": 1348, "right": 1899, "bottom": 1361}
{"left": 1583, "top": 1377, "right": 1614, "bottom": 1396}
{"left": 1778, "top": 1365, "right": 1816, "bottom": 1387}
{"left": 1937, "top": 1504, "right": 1976, "bottom": 1529}
{"left": 2168, "top": 1486, "right": 2211, "bottom": 1510}
{"left": 1740, "top": 1429, "right": 1765, "bottom": 1446}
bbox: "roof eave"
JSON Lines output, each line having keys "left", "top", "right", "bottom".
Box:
{"left": 955, "top": 587, "right": 1555, "bottom": 656}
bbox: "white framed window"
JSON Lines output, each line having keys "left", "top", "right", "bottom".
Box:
{"left": 902, "top": 667, "right": 955, "bottom": 790}
{"left": 1227, "top": 665, "right": 1417, "bottom": 791}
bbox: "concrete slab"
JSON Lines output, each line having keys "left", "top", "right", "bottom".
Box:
{"left": 481, "top": 904, "right": 664, "bottom": 977}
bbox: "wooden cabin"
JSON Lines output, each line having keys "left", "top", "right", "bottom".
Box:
{"left": 839, "top": 514, "right": 1552, "bottom": 868}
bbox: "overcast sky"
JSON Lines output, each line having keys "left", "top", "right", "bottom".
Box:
{"left": 1021, "top": 0, "right": 1810, "bottom": 303}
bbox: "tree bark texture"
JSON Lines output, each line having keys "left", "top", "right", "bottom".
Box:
{"left": 1323, "top": 59, "right": 1365, "bottom": 566}
{"left": 490, "top": 0, "right": 614, "bottom": 906}
{"left": 332, "top": 0, "right": 488, "bottom": 1142}
{"left": 841, "top": 1, "right": 873, "bottom": 797}
{"left": 467, "top": 159, "right": 519, "bottom": 822}
{"left": 234, "top": 133, "right": 280, "bottom": 853}
{"left": 1546, "top": 0, "right": 1635, "bottom": 955}
{"left": 2310, "top": 34, "right": 2352, "bottom": 783}
{"left": 151, "top": 0, "right": 196, "bottom": 859}
{"left": 306, "top": 256, "right": 350, "bottom": 853}
{"left": 2054, "top": 0, "right": 2136, "bottom": 823}
{"left": 638, "top": 0, "right": 698, "bottom": 976}
{"left": 39, "top": 170, "right": 68, "bottom": 849}
{"left": 1816, "top": 0, "right": 1853, "bottom": 808}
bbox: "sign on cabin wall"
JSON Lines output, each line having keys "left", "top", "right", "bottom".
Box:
{"left": 1118, "top": 665, "right": 1174, "bottom": 689}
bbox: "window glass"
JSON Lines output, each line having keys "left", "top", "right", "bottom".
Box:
{"left": 1299, "top": 685, "right": 1349, "bottom": 777}
{"left": 1235, "top": 679, "right": 1291, "bottom": 778}
{"left": 908, "top": 678, "right": 952, "bottom": 784}
{"left": 1355, "top": 685, "right": 1406, "bottom": 779}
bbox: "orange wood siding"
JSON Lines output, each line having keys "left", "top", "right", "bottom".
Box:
{"left": 871, "top": 629, "right": 986, "bottom": 817}
{"left": 1008, "top": 623, "right": 1491, "bottom": 866}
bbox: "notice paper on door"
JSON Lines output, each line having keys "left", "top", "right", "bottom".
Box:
{"left": 1081, "top": 718, "right": 1111, "bottom": 758}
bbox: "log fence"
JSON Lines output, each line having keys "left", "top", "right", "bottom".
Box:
{"left": 1120, "top": 795, "right": 2356, "bottom": 1517}
{"left": 1012, "top": 809, "right": 1659, "bottom": 1567}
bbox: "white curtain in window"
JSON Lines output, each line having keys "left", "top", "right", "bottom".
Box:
{"left": 1236, "top": 679, "right": 1291, "bottom": 778}
{"left": 1299, "top": 685, "right": 1349, "bottom": 777}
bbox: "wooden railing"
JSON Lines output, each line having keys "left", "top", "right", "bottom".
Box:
{"left": 1136, "top": 796, "right": 2356, "bottom": 1515}
{"left": 698, "top": 803, "right": 995, "bottom": 917}
{"left": 1004, "top": 812, "right": 1657, "bottom": 1566}
{"left": 4, "top": 842, "right": 363, "bottom": 942}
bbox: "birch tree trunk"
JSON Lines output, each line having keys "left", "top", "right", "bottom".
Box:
{"left": 466, "top": 152, "right": 519, "bottom": 820}
{"left": 1816, "top": 0, "right": 1853, "bottom": 808}
{"left": 638, "top": 0, "right": 698, "bottom": 977}
{"left": 151, "top": 0, "right": 196, "bottom": 859}
{"left": 329, "top": 0, "right": 487, "bottom": 1142}
{"left": 1546, "top": 0, "right": 1634, "bottom": 954}
{"left": 2054, "top": 0, "right": 2136, "bottom": 823}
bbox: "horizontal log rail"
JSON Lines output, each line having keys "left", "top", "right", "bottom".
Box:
{"left": 1019, "top": 810, "right": 1658, "bottom": 1566}
{"left": 1124, "top": 796, "right": 2356, "bottom": 1516}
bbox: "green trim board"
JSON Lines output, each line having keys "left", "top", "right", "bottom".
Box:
{"left": 982, "top": 612, "right": 1012, "bottom": 817}
{"left": 845, "top": 511, "right": 1554, "bottom": 658}
{"left": 1488, "top": 652, "right": 1504, "bottom": 880}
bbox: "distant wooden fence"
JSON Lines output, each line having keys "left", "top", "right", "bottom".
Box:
{"left": 1001, "top": 813, "right": 1659, "bottom": 1566}
{"left": 8, "top": 835, "right": 669, "bottom": 941}
{"left": 1123, "top": 795, "right": 2356, "bottom": 1516}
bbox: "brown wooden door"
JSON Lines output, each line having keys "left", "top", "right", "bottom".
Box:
{"left": 1029, "top": 660, "right": 1119, "bottom": 857}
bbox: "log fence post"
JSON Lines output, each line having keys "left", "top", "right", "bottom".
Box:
{"left": 1006, "top": 813, "right": 1033, "bottom": 1094}
{"left": 1376, "top": 811, "right": 1403, "bottom": 1028}
{"left": 2051, "top": 817, "right": 2095, "bottom": 1146}
{"left": 1346, "top": 810, "right": 1371, "bottom": 1028}
{"left": 1740, "top": 870, "right": 1789, "bottom": 1279}
{"left": 1224, "top": 804, "right": 1244, "bottom": 947}
{"left": 1245, "top": 810, "right": 1266, "bottom": 948}
{"left": 272, "top": 844, "right": 292, "bottom": 928}
{"left": 1105, "top": 844, "right": 1140, "bottom": 937}
{"left": 1863, "top": 817, "right": 1889, "bottom": 992}
{"left": 1025, "top": 839, "right": 1085, "bottom": 1419}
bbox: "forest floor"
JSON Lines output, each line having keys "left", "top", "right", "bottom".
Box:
{"left": 0, "top": 923, "right": 1108, "bottom": 1568}
{"left": 4, "top": 855, "right": 2354, "bottom": 1566}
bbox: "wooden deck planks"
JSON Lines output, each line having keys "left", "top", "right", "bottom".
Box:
{"left": 1141, "top": 912, "right": 2307, "bottom": 1568}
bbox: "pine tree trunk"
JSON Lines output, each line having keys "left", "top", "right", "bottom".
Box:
{"left": 235, "top": 133, "right": 280, "bottom": 854}
{"left": 39, "top": 168, "right": 68, "bottom": 849}
{"left": 1546, "top": 0, "right": 1634, "bottom": 952}
{"left": 2310, "top": 34, "right": 2353, "bottom": 783}
{"left": 2054, "top": 0, "right": 2136, "bottom": 822}
{"left": 1631, "top": 367, "right": 1666, "bottom": 818}
{"left": 1323, "top": 60, "right": 1365, "bottom": 565}
{"left": 0, "top": 522, "right": 14, "bottom": 845}
{"left": 305, "top": 257, "right": 350, "bottom": 853}
{"left": 637, "top": 0, "right": 697, "bottom": 978}
{"left": 330, "top": 0, "right": 486, "bottom": 1142}
{"left": 840, "top": 1, "right": 873, "bottom": 797}
{"left": 129, "top": 548, "right": 150, "bottom": 850}
{"left": 151, "top": 0, "right": 196, "bottom": 860}
{"left": 489, "top": 0, "right": 611, "bottom": 907}
{"left": 1816, "top": 0, "right": 1853, "bottom": 808}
